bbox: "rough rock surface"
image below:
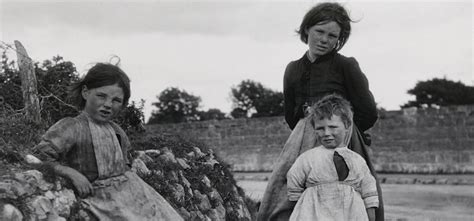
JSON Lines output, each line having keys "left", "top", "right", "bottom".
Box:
{"left": 0, "top": 134, "right": 252, "bottom": 221}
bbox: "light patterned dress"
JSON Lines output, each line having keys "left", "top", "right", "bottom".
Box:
{"left": 33, "top": 112, "right": 183, "bottom": 221}
{"left": 287, "top": 145, "right": 378, "bottom": 221}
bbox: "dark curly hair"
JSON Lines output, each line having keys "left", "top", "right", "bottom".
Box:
{"left": 69, "top": 63, "right": 131, "bottom": 109}
{"left": 297, "top": 2, "right": 353, "bottom": 52}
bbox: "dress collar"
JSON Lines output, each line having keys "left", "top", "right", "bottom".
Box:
{"left": 300, "top": 50, "right": 337, "bottom": 66}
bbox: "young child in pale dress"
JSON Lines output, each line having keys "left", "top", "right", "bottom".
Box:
{"left": 287, "top": 94, "right": 379, "bottom": 221}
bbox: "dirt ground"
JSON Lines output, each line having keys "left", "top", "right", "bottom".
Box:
{"left": 237, "top": 179, "right": 474, "bottom": 221}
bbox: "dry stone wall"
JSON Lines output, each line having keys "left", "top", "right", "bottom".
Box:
{"left": 148, "top": 105, "right": 474, "bottom": 173}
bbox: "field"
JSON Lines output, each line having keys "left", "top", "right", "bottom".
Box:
{"left": 237, "top": 174, "right": 474, "bottom": 221}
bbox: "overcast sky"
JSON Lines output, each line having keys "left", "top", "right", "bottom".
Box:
{"left": 1, "top": 0, "right": 472, "bottom": 121}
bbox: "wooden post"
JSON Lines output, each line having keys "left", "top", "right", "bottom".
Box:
{"left": 14, "top": 40, "right": 41, "bottom": 123}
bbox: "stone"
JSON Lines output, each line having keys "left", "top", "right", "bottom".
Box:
{"left": 189, "top": 211, "right": 206, "bottom": 221}
{"left": 177, "top": 207, "right": 191, "bottom": 220}
{"left": 25, "top": 154, "right": 42, "bottom": 164}
{"left": 207, "top": 205, "right": 226, "bottom": 221}
{"left": 152, "top": 169, "right": 164, "bottom": 178}
{"left": 207, "top": 189, "right": 223, "bottom": 205}
{"left": 144, "top": 149, "right": 161, "bottom": 156}
{"left": 206, "top": 209, "right": 220, "bottom": 221}
{"left": 46, "top": 211, "right": 66, "bottom": 221}
{"left": 176, "top": 158, "right": 191, "bottom": 170}
{"left": 158, "top": 151, "right": 177, "bottom": 164}
{"left": 15, "top": 170, "right": 53, "bottom": 192}
{"left": 0, "top": 180, "right": 21, "bottom": 199}
{"left": 214, "top": 204, "right": 226, "bottom": 220}
{"left": 201, "top": 176, "right": 211, "bottom": 188}
{"left": 227, "top": 203, "right": 251, "bottom": 221}
{"left": 227, "top": 196, "right": 251, "bottom": 221}
{"left": 135, "top": 151, "right": 153, "bottom": 164}
{"left": 171, "top": 184, "right": 185, "bottom": 204}
{"left": 44, "top": 190, "right": 56, "bottom": 199}
{"left": 192, "top": 147, "right": 206, "bottom": 158}
{"left": 0, "top": 204, "right": 23, "bottom": 221}
{"left": 203, "top": 159, "right": 220, "bottom": 169}
{"left": 28, "top": 195, "right": 53, "bottom": 220}
{"left": 179, "top": 171, "right": 191, "bottom": 188}
{"left": 51, "top": 189, "right": 76, "bottom": 217}
{"left": 131, "top": 158, "right": 151, "bottom": 175}
{"left": 187, "top": 151, "right": 196, "bottom": 159}
{"left": 70, "top": 209, "right": 94, "bottom": 221}
{"left": 194, "top": 190, "right": 212, "bottom": 212}
{"left": 168, "top": 171, "right": 179, "bottom": 182}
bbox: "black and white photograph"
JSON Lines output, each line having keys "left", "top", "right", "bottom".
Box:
{"left": 1, "top": 0, "right": 472, "bottom": 220}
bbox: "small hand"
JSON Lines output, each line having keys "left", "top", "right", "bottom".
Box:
{"left": 54, "top": 165, "right": 94, "bottom": 198}
{"left": 69, "top": 172, "right": 94, "bottom": 198}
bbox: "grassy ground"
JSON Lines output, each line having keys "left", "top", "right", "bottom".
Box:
{"left": 237, "top": 174, "right": 474, "bottom": 220}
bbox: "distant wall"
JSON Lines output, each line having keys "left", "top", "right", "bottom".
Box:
{"left": 147, "top": 105, "right": 474, "bottom": 173}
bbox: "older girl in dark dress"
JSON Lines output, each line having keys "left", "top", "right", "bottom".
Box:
{"left": 258, "top": 3, "right": 383, "bottom": 221}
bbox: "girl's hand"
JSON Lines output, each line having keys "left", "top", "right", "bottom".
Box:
{"left": 69, "top": 172, "right": 94, "bottom": 198}
{"left": 53, "top": 165, "right": 94, "bottom": 198}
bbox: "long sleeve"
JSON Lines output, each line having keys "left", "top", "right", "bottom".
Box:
{"left": 284, "top": 62, "right": 298, "bottom": 130}
{"left": 32, "top": 117, "right": 78, "bottom": 171}
{"left": 360, "top": 163, "right": 379, "bottom": 208}
{"left": 287, "top": 153, "right": 310, "bottom": 201}
{"left": 342, "top": 57, "right": 378, "bottom": 132}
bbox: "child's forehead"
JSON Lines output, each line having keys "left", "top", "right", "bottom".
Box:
{"left": 314, "top": 114, "right": 343, "bottom": 123}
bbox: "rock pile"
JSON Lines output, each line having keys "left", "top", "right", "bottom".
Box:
{"left": 0, "top": 134, "right": 252, "bottom": 221}
{"left": 131, "top": 134, "right": 252, "bottom": 221}
{"left": 0, "top": 170, "right": 76, "bottom": 221}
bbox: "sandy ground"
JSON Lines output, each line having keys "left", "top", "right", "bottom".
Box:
{"left": 237, "top": 180, "right": 474, "bottom": 221}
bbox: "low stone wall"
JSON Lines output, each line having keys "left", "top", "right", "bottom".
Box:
{"left": 147, "top": 105, "right": 474, "bottom": 173}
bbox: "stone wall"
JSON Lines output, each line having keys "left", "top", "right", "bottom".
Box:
{"left": 147, "top": 105, "right": 474, "bottom": 173}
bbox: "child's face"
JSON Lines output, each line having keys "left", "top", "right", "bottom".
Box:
{"left": 313, "top": 115, "right": 349, "bottom": 149}
{"left": 82, "top": 83, "right": 124, "bottom": 123}
{"left": 306, "top": 21, "right": 341, "bottom": 58}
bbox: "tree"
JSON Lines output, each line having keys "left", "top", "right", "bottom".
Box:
{"left": 148, "top": 87, "right": 202, "bottom": 124}
{"left": 0, "top": 49, "right": 145, "bottom": 131}
{"left": 198, "top": 108, "right": 227, "bottom": 121}
{"left": 35, "top": 56, "right": 80, "bottom": 123}
{"left": 252, "top": 90, "right": 284, "bottom": 117}
{"left": 230, "top": 107, "right": 247, "bottom": 119}
{"left": 402, "top": 78, "right": 474, "bottom": 108}
{"left": 230, "top": 79, "right": 284, "bottom": 118}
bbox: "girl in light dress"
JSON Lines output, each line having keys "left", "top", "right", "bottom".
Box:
{"left": 33, "top": 63, "right": 183, "bottom": 220}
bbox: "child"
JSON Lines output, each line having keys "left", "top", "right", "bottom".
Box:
{"left": 287, "top": 94, "right": 378, "bottom": 221}
{"left": 258, "top": 3, "right": 383, "bottom": 220}
{"left": 32, "top": 63, "right": 183, "bottom": 220}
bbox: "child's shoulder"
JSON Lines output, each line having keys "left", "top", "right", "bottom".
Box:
{"left": 50, "top": 116, "right": 81, "bottom": 129}
{"left": 299, "top": 146, "right": 327, "bottom": 158}
{"left": 343, "top": 148, "right": 368, "bottom": 165}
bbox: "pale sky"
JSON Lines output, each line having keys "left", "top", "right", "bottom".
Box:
{"left": 1, "top": 0, "right": 472, "bottom": 121}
